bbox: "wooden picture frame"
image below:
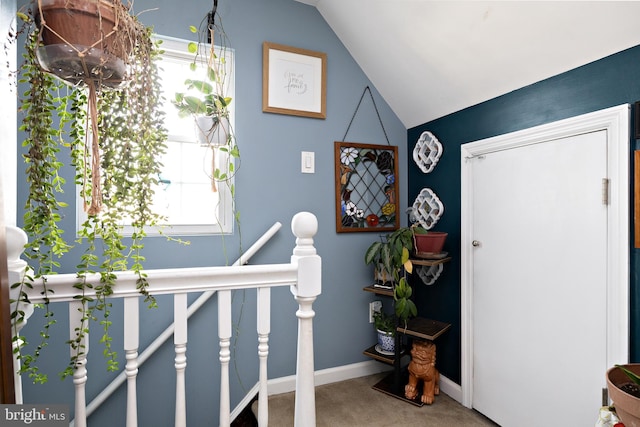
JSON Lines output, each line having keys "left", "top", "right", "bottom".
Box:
{"left": 334, "top": 141, "right": 399, "bottom": 233}
{"left": 262, "top": 42, "right": 327, "bottom": 119}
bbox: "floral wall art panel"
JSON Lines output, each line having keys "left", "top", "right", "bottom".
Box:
{"left": 334, "top": 141, "right": 399, "bottom": 233}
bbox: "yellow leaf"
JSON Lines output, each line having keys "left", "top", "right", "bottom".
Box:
{"left": 404, "top": 260, "right": 413, "bottom": 274}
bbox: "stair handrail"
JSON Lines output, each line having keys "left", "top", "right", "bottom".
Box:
{"left": 75, "top": 221, "right": 283, "bottom": 422}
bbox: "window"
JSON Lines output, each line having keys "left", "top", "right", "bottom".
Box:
{"left": 76, "top": 35, "right": 235, "bottom": 235}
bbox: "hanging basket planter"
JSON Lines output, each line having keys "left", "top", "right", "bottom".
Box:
{"left": 28, "top": 0, "right": 152, "bottom": 215}
{"left": 33, "top": 0, "right": 135, "bottom": 87}
{"left": 195, "top": 115, "right": 231, "bottom": 147}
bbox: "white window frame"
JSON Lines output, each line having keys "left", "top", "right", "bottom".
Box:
{"left": 76, "top": 35, "right": 235, "bottom": 236}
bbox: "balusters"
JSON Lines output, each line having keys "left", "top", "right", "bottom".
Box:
{"left": 256, "top": 287, "right": 271, "bottom": 426}
{"left": 174, "top": 293, "right": 188, "bottom": 427}
{"left": 124, "top": 297, "right": 139, "bottom": 427}
{"left": 218, "top": 290, "right": 232, "bottom": 427}
{"left": 6, "top": 225, "right": 30, "bottom": 404}
{"left": 8, "top": 213, "right": 321, "bottom": 427}
{"left": 69, "top": 300, "right": 88, "bottom": 427}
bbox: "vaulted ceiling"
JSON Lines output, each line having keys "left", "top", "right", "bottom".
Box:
{"left": 296, "top": 1, "right": 640, "bottom": 128}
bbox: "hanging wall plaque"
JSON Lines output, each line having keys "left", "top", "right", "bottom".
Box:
{"left": 334, "top": 141, "right": 399, "bottom": 232}
{"left": 411, "top": 188, "right": 444, "bottom": 230}
{"left": 413, "top": 131, "right": 443, "bottom": 173}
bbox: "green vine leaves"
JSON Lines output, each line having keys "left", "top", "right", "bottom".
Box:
{"left": 12, "top": 6, "right": 169, "bottom": 383}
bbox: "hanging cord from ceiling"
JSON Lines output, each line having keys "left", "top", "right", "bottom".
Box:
{"left": 342, "top": 86, "right": 391, "bottom": 146}
{"left": 207, "top": 0, "right": 218, "bottom": 44}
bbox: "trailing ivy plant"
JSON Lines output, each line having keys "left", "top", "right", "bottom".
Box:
{"left": 172, "top": 4, "right": 248, "bottom": 388}
{"left": 176, "top": 9, "right": 240, "bottom": 219}
{"left": 10, "top": 2, "right": 170, "bottom": 383}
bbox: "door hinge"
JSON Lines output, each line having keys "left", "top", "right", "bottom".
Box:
{"left": 602, "top": 178, "right": 610, "bottom": 205}
{"left": 602, "top": 387, "right": 609, "bottom": 406}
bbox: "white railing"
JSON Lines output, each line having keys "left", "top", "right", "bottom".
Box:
{"left": 6, "top": 211, "right": 321, "bottom": 427}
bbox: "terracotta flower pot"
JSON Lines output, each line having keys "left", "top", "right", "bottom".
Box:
{"left": 607, "top": 364, "right": 640, "bottom": 427}
{"left": 34, "top": 0, "right": 133, "bottom": 85}
{"left": 414, "top": 231, "right": 447, "bottom": 254}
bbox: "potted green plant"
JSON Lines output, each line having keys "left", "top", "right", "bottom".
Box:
{"left": 170, "top": 10, "right": 233, "bottom": 145}
{"left": 365, "top": 227, "right": 418, "bottom": 328}
{"left": 365, "top": 237, "right": 395, "bottom": 288}
{"left": 364, "top": 225, "right": 425, "bottom": 286}
{"left": 606, "top": 364, "right": 640, "bottom": 425}
{"left": 171, "top": 13, "right": 238, "bottom": 193}
{"left": 373, "top": 309, "right": 395, "bottom": 353}
{"left": 173, "top": 81, "right": 231, "bottom": 146}
{"left": 365, "top": 228, "right": 411, "bottom": 288}
{"left": 11, "top": 0, "right": 168, "bottom": 383}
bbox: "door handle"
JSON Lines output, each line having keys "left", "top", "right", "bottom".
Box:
{"left": 472, "top": 240, "right": 481, "bottom": 247}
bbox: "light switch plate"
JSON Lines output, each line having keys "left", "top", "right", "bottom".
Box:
{"left": 369, "top": 300, "right": 382, "bottom": 323}
{"left": 301, "top": 151, "right": 315, "bottom": 173}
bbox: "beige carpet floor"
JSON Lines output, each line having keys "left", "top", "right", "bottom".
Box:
{"left": 253, "top": 372, "right": 498, "bottom": 426}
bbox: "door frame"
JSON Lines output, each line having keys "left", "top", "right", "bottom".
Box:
{"left": 460, "top": 104, "right": 630, "bottom": 408}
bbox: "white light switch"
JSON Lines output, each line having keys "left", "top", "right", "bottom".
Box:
{"left": 301, "top": 151, "right": 315, "bottom": 173}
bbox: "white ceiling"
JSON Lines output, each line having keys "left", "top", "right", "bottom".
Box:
{"left": 296, "top": 0, "right": 640, "bottom": 128}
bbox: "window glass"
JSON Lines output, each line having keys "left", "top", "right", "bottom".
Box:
{"left": 76, "top": 35, "right": 235, "bottom": 235}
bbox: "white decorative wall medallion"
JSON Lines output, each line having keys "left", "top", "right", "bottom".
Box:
{"left": 412, "top": 188, "right": 444, "bottom": 230}
{"left": 417, "top": 264, "right": 444, "bottom": 286}
{"left": 413, "top": 131, "right": 443, "bottom": 173}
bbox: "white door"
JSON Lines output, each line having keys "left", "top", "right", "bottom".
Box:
{"left": 460, "top": 105, "right": 630, "bottom": 427}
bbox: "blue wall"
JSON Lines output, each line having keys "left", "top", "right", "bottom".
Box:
{"left": 408, "top": 44, "right": 640, "bottom": 384}
{"left": 16, "top": 0, "right": 407, "bottom": 425}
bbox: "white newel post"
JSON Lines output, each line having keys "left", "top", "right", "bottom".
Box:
{"left": 290, "top": 212, "right": 321, "bottom": 427}
{"left": 6, "top": 225, "right": 32, "bottom": 404}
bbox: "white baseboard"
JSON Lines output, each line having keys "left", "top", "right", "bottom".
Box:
{"left": 267, "top": 360, "right": 390, "bottom": 396}
{"left": 438, "top": 373, "right": 463, "bottom": 403}
{"left": 231, "top": 360, "right": 465, "bottom": 420}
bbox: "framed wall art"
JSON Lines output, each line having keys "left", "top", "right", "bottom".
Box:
{"left": 262, "top": 42, "right": 327, "bottom": 119}
{"left": 334, "top": 141, "right": 399, "bottom": 233}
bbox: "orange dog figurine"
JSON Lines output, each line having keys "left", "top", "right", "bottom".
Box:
{"left": 405, "top": 340, "right": 439, "bottom": 404}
